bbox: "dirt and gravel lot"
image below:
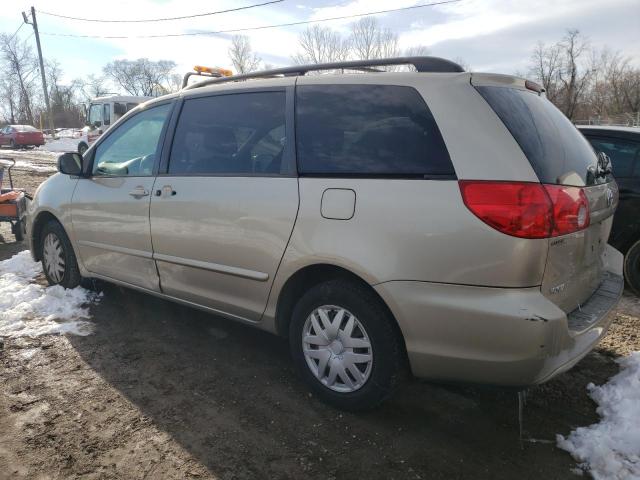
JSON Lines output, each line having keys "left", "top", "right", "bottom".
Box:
{"left": 1, "top": 159, "right": 639, "bottom": 480}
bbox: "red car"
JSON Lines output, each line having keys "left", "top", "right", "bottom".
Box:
{"left": 0, "top": 125, "right": 45, "bottom": 149}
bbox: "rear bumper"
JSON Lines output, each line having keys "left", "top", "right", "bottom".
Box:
{"left": 374, "top": 246, "right": 624, "bottom": 387}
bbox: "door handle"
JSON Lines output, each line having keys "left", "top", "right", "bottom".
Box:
{"left": 129, "top": 186, "right": 149, "bottom": 198}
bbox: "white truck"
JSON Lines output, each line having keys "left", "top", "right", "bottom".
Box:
{"left": 79, "top": 95, "right": 152, "bottom": 154}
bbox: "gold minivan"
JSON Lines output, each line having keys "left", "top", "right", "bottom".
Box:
{"left": 27, "top": 57, "right": 623, "bottom": 410}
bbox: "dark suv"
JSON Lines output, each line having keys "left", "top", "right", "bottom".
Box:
{"left": 579, "top": 126, "right": 640, "bottom": 294}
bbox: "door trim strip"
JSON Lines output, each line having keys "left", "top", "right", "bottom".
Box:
{"left": 78, "top": 240, "right": 153, "bottom": 259}
{"left": 153, "top": 253, "right": 269, "bottom": 282}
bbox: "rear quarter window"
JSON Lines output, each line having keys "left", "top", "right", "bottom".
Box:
{"left": 295, "top": 85, "right": 454, "bottom": 177}
{"left": 476, "top": 86, "right": 601, "bottom": 186}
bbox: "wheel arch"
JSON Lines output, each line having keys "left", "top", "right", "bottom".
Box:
{"left": 274, "top": 263, "right": 408, "bottom": 355}
{"left": 31, "top": 210, "right": 63, "bottom": 261}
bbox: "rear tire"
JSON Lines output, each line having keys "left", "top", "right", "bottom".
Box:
{"left": 624, "top": 239, "right": 640, "bottom": 296}
{"left": 40, "top": 220, "right": 81, "bottom": 289}
{"left": 289, "top": 279, "right": 406, "bottom": 411}
{"left": 78, "top": 142, "right": 88, "bottom": 155}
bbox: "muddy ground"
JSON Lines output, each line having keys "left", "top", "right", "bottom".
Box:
{"left": 1, "top": 162, "right": 639, "bottom": 479}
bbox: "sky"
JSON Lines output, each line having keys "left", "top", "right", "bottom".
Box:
{"left": 0, "top": 0, "right": 639, "bottom": 88}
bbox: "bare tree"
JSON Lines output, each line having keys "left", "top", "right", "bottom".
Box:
{"left": 452, "top": 56, "right": 471, "bottom": 72}
{"left": 527, "top": 30, "right": 591, "bottom": 119}
{"left": 350, "top": 17, "right": 399, "bottom": 60}
{"left": 45, "top": 60, "right": 84, "bottom": 127}
{"left": 167, "top": 73, "right": 183, "bottom": 93}
{"left": 404, "top": 45, "right": 430, "bottom": 57}
{"left": 558, "top": 29, "right": 591, "bottom": 119}
{"left": 292, "top": 25, "right": 351, "bottom": 65}
{"left": 80, "top": 74, "right": 110, "bottom": 99}
{"left": 103, "top": 58, "right": 177, "bottom": 96}
{"left": 228, "top": 35, "right": 261, "bottom": 74}
{"left": 529, "top": 41, "right": 562, "bottom": 102}
{"left": 0, "top": 75, "right": 17, "bottom": 123}
{"left": 349, "top": 18, "right": 401, "bottom": 70}
{"left": 0, "top": 33, "right": 39, "bottom": 125}
{"left": 528, "top": 29, "right": 640, "bottom": 124}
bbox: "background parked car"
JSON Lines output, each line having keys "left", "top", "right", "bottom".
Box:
{"left": 0, "top": 125, "right": 45, "bottom": 149}
{"left": 579, "top": 126, "right": 640, "bottom": 294}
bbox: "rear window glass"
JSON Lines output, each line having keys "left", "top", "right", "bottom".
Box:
{"left": 296, "top": 85, "right": 454, "bottom": 177}
{"left": 476, "top": 86, "right": 600, "bottom": 185}
{"left": 584, "top": 136, "right": 638, "bottom": 178}
{"left": 15, "top": 125, "right": 37, "bottom": 132}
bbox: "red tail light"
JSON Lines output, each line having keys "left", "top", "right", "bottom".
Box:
{"left": 543, "top": 184, "right": 590, "bottom": 236}
{"left": 459, "top": 181, "right": 590, "bottom": 239}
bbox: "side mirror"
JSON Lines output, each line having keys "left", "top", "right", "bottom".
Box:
{"left": 58, "top": 152, "right": 83, "bottom": 176}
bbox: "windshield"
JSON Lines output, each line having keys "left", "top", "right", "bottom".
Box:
{"left": 88, "top": 103, "right": 103, "bottom": 125}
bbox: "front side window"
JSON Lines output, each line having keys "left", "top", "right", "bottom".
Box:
{"left": 296, "top": 85, "right": 454, "bottom": 176}
{"left": 587, "top": 137, "right": 639, "bottom": 178}
{"left": 168, "top": 91, "right": 286, "bottom": 175}
{"left": 103, "top": 104, "right": 111, "bottom": 126}
{"left": 92, "top": 103, "right": 171, "bottom": 177}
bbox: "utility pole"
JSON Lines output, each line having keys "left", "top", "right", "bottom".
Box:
{"left": 22, "top": 7, "right": 54, "bottom": 136}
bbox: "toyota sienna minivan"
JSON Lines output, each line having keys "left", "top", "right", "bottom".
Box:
{"left": 26, "top": 57, "right": 624, "bottom": 411}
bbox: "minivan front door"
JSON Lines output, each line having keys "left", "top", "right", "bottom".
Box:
{"left": 72, "top": 102, "right": 173, "bottom": 291}
{"left": 150, "top": 90, "right": 298, "bottom": 321}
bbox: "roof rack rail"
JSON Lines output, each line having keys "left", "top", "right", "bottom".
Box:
{"left": 182, "top": 56, "right": 464, "bottom": 90}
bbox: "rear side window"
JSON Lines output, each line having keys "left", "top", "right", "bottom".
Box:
{"left": 585, "top": 136, "right": 639, "bottom": 178}
{"left": 476, "top": 86, "right": 600, "bottom": 186}
{"left": 16, "top": 125, "right": 37, "bottom": 132}
{"left": 296, "top": 85, "right": 454, "bottom": 177}
{"left": 168, "top": 91, "right": 287, "bottom": 175}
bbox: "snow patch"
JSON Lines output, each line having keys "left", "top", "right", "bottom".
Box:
{"left": 557, "top": 352, "right": 640, "bottom": 480}
{"left": 13, "top": 160, "right": 57, "bottom": 173}
{"left": 41, "top": 137, "right": 82, "bottom": 153}
{"left": 0, "top": 251, "right": 99, "bottom": 338}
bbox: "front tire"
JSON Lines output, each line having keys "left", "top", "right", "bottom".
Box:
{"left": 40, "top": 220, "right": 81, "bottom": 288}
{"left": 624, "top": 239, "right": 640, "bottom": 296}
{"left": 78, "top": 142, "right": 88, "bottom": 155}
{"left": 290, "top": 279, "right": 406, "bottom": 411}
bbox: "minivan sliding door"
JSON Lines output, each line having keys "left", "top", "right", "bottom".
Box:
{"left": 150, "top": 89, "right": 298, "bottom": 322}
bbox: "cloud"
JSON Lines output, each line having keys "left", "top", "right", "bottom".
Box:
{"left": 1, "top": 0, "right": 637, "bottom": 85}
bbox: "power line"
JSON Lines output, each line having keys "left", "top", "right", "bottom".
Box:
{"left": 7, "top": 22, "right": 26, "bottom": 42}
{"left": 38, "top": 0, "right": 284, "bottom": 23}
{"left": 40, "top": 0, "right": 461, "bottom": 39}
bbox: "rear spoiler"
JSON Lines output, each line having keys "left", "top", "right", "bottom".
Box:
{"left": 470, "top": 73, "right": 545, "bottom": 95}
